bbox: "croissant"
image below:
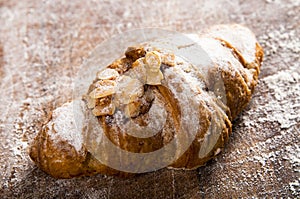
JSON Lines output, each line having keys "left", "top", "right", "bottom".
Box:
{"left": 29, "top": 24, "right": 263, "bottom": 179}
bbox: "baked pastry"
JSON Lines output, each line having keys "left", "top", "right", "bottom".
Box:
{"left": 29, "top": 24, "right": 263, "bottom": 178}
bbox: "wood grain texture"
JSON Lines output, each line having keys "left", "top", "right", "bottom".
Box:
{"left": 0, "top": 0, "right": 299, "bottom": 198}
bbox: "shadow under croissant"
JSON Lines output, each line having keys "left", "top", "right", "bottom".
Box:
{"left": 5, "top": 166, "right": 201, "bottom": 199}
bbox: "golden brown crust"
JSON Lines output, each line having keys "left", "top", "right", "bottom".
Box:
{"left": 29, "top": 125, "right": 90, "bottom": 179}
{"left": 29, "top": 116, "right": 134, "bottom": 178}
{"left": 29, "top": 24, "right": 263, "bottom": 178}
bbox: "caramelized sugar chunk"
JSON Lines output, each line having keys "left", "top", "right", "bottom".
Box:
{"left": 92, "top": 98, "right": 116, "bottom": 116}
{"left": 115, "top": 75, "right": 144, "bottom": 105}
{"left": 145, "top": 51, "right": 164, "bottom": 85}
{"left": 97, "top": 68, "right": 119, "bottom": 80}
{"left": 89, "top": 79, "right": 117, "bottom": 99}
{"left": 125, "top": 46, "right": 146, "bottom": 61}
{"left": 108, "top": 58, "right": 132, "bottom": 74}
{"left": 88, "top": 50, "right": 175, "bottom": 117}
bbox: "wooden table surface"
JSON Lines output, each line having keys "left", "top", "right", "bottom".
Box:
{"left": 0, "top": 0, "right": 299, "bottom": 198}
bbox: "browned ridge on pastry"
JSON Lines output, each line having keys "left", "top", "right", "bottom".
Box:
{"left": 29, "top": 24, "right": 263, "bottom": 179}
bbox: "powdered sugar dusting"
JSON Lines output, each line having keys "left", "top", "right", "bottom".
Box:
{"left": 255, "top": 69, "right": 299, "bottom": 129}
{"left": 48, "top": 100, "right": 85, "bottom": 151}
{"left": 204, "top": 24, "right": 258, "bottom": 64}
